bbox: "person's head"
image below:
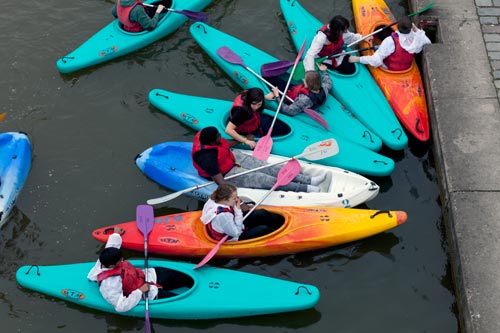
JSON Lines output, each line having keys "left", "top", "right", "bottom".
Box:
{"left": 243, "top": 88, "right": 265, "bottom": 113}
{"left": 99, "top": 247, "right": 122, "bottom": 268}
{"left": 398, "top": 16, "right": 412, "bottom": 34}
{"left": 199, "top": 126, "right": 221, "bottom": 145}
{"left": 328, "top": 15, "right": 350, "bottom": 42}
{"left": 304, "top": 70, "right": 322, "bottom": 91}
{"left": 210, "top": 183, "right": 238, "bottom": 204}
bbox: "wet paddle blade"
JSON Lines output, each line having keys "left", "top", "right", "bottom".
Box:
{"left": 193, "top": 235, "right": 228, "bottom": 269}
{"left": 276, "top": 159, "right": 302, "bottom": 187}
{"left": 0, "top": 113, "right": 6, "bottom": 122}
{"left": 304, "top": 108, "right": 329, "bottom": 130}
{"left": 136, "top": 204, "right": 154, "bottom": 238}
{"left": 253, "top": 134, "right": 273, "bottom": 160}
{"left": 301, "top": 138, "right": 339, "bottom": 160}
{"left": 168, "top": 8, "right": 208, "bottom": 22}
{"left": 260, "top": 60, "right": 294, "bottom": 77}
{"left": 217, "top": 46, "right": 245, "bottom": 66}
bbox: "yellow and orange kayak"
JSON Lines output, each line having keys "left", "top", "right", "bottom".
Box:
{"left": 352, "top": 0, "right": 430, "bottom": 142}
{"left": 92, "top": 206, "right": 407, "bottom": 258}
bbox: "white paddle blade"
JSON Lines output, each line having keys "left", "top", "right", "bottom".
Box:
{"left": 301, "top": 138, "right": 339, "bottom": 160}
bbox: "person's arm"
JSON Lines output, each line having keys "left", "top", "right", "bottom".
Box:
{"left": 318, "top": 64, "right": 332, "bottom": 93}
{"left": 349, "top": 37, "right": 394, "bottom": 68}
{"left": 99, "top": 277, "right": 147, "bottom": 312}
{"left": 225, "top": 121, "right": 256, "bottom": 149}
{"left": 276, "top": 94, "right": 313, "bottom": 116}
{"left": 304, "top": 32, "right": 327, "bottom": 71}
{"left": 111, "top": 5, "right": 118, "bottom": 18}
{"left": 131, "top": 5, "right": 165, "bottom": 31}
{"left": 211, "top": 211, "right": 244, "bottom": 239}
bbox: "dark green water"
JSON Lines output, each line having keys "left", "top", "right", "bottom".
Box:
{"left": 0, "top": 0, "right": 458, "bottom": 331}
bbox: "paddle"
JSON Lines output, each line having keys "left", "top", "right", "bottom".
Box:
{"left": 193, "top": 158, "right": 302, "bottom": 269}
{"left": 143, "top": 4, "right": 208, "bottom": 22}
{"left": 0, "top": 113, "right": 6, "bottom": 122}
{"left": 253, "top": 39, "right": 307, "bottom": 161}
{"left": 146, "top": 138, "right": 339, "bottom": 206}
{"left": 216, "top": 46, "right": 328, "bottom": 130}
{"left": 136, "top": 204, "right": 155, "bottom": 333}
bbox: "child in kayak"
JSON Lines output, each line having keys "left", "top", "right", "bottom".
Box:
{"left": 348, "top": 16, "right": 431, "bottom": 70}
{"left": 87, "top": 227, "right": 193, "bottom": 312}
{"left": 200, "top": 183, "right": 283, "bottom": 241}
{"left": 112, "top": 0, "right": 171, "bottom": 32}
{"left": 192, "top": 126, "right": 326, "bottom": 192}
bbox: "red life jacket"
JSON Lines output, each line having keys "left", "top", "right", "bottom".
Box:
{"left": 383, "top": 33, "right": 414, "bottom": 71}
{"left": 191, "top": 131, "right": 236, "bottom": 178}
{"left": 229, "top": 92, "right": 261, "bottom": 134}
{"left": 317, "top": 24, "right": 344, "bottom": 67}
{"left": 117, "top": 0, "right": 146, "bottom": 33}
{"left": 286, "top": 84, "right": 327, "bottom": 109}
{"left": 97, "top": 261, "right": 145, "bottom": 296}
{"left": 206, "top": 206, "right": 235, "bottom": 241}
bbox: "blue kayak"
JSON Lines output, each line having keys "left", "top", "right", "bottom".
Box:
{"left": 16, "top": 260, "right": 319, "bottom": 319}
{"left": 56, "top": 0, "right": 212, "bottom": 74}
{"left": 189, "top": 22, "right": 382, "bottom": 152}
{"left": 0, "top": 132, "right": 31, "bottom": 226}
{"left": 149, "top": 89, "right": 395, "bottom": 176}
{"left": 279, "top": 0, "right": 408, "bottom": 150}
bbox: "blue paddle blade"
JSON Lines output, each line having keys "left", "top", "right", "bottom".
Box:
{"left": 136, "top": 204, "right": 154, "bottom": 236}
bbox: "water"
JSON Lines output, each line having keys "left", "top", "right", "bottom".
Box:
{"left": 0, "top": 0, "right": 458, "bottom": 331}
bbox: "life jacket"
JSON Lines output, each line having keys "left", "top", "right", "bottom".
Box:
{"left": 117, "top": 0, "right": 146, "bottom": 33}
{"left": 97, "top": 261, "right": 145, "bottom": 296}
{"left": 317, "top": 24, "right": 344, "bottom": 67}
{"left": 206, "top": 206, "right": 235, "bottom": 241}
{"left": 383, "top": 32, "right": 414, "bottom": 71}
{"left": 286, "top": 84, "right": 326, "bottom": 109}
{"left": 230, "top": 92, "right": 261, "bottom": 134}
{"left": 191, "top": 131, "right": 236, "bottom": 178}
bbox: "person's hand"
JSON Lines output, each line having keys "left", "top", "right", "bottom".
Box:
{"left": 156, "top": 4, "right": 165, "bottom": 13}
{"left": 349, "top": 56, "right": 360, "bottom": 63}
{"left": 365, "top": 35, "right": 374, "bottom": 43}
{"left": 113, "top": 227, "right": 125, "bottom": 235}
{"left": 317, "top": 64, "right": 327, "bottom": 72}
{"left": 235, "top": 197, "right": 242, "bottom": 210}
{"left": 412, "top": 23, "right": 418, "bottom": 32}
{"left": 139, "top": 283, "right": 150, "bottom": 293}
{"left": 271, "top": 86, "right": 280, "bottom": 98}
{"left": 246, "top": 139, "right": 256, "bottom": 149}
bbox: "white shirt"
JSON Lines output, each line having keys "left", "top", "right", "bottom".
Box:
{"left": 359, "top": 28, "right": 431, "bottom": 69}
{"left": 200, "top": 199, "right": 244, "bottom": 241}
{"left": 304, "top": 29, "right": 363, "bottom": 71}
{"left": 87, "top": 233, "right": 159, "bottom": 312}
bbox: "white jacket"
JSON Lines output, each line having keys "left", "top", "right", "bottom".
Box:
{"left": 200, "top": 199, "right": 244, "bottom": 241}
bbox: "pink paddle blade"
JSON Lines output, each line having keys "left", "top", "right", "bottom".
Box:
{"left": 194, "top": 235, "right": 229, "bottom": 269}
{"left": 304, "top": 108, "right": 329, "bottom": 130}
{"left": 252, "top": 134, "right": 273, "bottom": 160}
{"left": 275, "top": 159, "right": 302, "bottom": 187}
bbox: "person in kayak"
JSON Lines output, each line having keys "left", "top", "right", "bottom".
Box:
{"left": 87, "top": 227, "right": 193, "bottom": 312}
{"left": 201, "top": 183, "right": 283, "bottom": 241}
{"left": 263, "top": 64, "right": 332, "bottom": 117}
{"left": 225, "top": 88, "right": 289, "bottom": 149}
{"left": 303, "top": 15, "right": 373, "bottom": 75}
{"left": 112, "top": 0, "right": 171, "bottom": 32}
{"left": 348, "top": 16, "right": 431, "bottom": 70}
{"left": 192, "top": 126, "right": 326, "bottom": 192}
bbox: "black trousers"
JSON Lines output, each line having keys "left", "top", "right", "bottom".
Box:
{"left": 154, "top": 267, "right": 193, "bottom": 299}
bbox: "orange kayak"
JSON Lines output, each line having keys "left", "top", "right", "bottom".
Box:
{"left": 352, "top": 0, "right": 430, "bottom": 142}
{"left": 92, "top": 206, "right": 407, "bottom": 258}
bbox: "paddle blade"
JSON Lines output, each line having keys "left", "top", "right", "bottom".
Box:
{"left": 301, "top": 138, "right": 339, "bottom": 160}
{"left": 276, "top": 159, "right": 302, "bottom": 187}
{"left": 194, "top": 235, "right": 228, "bottom": 269}
{"left": 409, "top": 2, "right": 435, "bottom": 17}
{"left": 136, "top": 205, "right": 154, "bottom": 237}
{"left": 253, "top": 134, "right": 273, "bottom": 160}
{"left": 145, "top": 311, "right": 151, "bottom": 333}
{"left": 260, "top": 60, "right": 293, "bottom": 77}
{"left": 217, "top": 46, "right": 244, "bottom": 66}
{"left": 304, "top": 108, "right": 329, "bottom": 130}
{"left": 168, "top": 8, "right": 208, "bottom": 22}
{"left": 0, "top": 112, "right": 6, "bottom": 122}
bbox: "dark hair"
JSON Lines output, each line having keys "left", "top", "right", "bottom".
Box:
{"left": 243, "top": 88, "right": 265, "bottom": 113}
{"left": 210, "top": 183, "right": 237, "bottom": 202}
{"left": 398, "top": 16, "right": 412, "bottom": 34}
{"left": 327, "top": 15, "right": 349, "bottom": 43}
{"left": 199, "top": 126, "right": 219, "bottom": 145}
{"left": 99, "top": 247, "right": 122, "bottom": 267}
{"left": 304, "top": 71, "right": 322, "bottom": 91}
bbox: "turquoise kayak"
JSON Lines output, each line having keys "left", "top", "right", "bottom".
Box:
{"left": 279, "top": 0, "right": 408, "bottom": 150}
{"left": 189, "top": 22, "right": 382, "bottom": 152}
{"left": 149, "top": 89, "right": 395, "bottom": 176}
{"left": 56, "top": 0, "right": 212, "bottom": 74}
{"left": 0, "top": 132, "right": 31, "bottom": 226}
{"left": 16, "top": 260, "right": 319, "bottom": 319}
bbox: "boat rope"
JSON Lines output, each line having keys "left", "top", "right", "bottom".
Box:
{"left": 391, "top": 128, "right": 403, "bottom": 139}
{"left": 60, "top": 56, "right": 75, "bottom": 64}
{"left": 369, "top": 182, "right": 378, "bottom": 191}
{"left": 415, "top": 118, "right": 425, "bottom": 133}
{"left": 195, "top": 23, "right": 207, "bottom": 34}
{"left": 294, "top": 285, "right": 312, "bottom": 295}
{"left": 25, "top": 265, "right": 40, "bottom": 276}
{"left": 362, "top": 131, "right": 374, "bottom": 143}
{"left": 156, "top": 92, "right": 169, "bottom": 100}
{"left": 370, "top": 210, "right": 393, "bottom": 219}
{"left": 373, "top": 160, "right": 388, "bottom": 165}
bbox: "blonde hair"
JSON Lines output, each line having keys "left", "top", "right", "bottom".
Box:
{"left": 210, "top": 183, "right": 237, "bottom": 202}
{"left": 304, "top": 71, "right": 321, "bottom": 91}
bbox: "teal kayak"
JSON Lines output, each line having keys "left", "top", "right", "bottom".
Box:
{"left": 16, "top": 260, "right": 319, "bottom": 319}
{"left": 279, "top": 0, "right": 408, "bottom": 150}
{"left": 189, "top": 22, "right": 382, "bottom": 152}
{"left": 149, "top": 89, "right": 395, "bottom": 176}
{"left": 0, "top": 132, "right": 31, "bottom": 227}
{"left": 56, "top": 0, "right": 212, "bottom": 74}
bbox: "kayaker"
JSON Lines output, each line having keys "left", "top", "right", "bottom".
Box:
{"left": 192, "top": 126, "right": 326, "bottom": 192}
{"left": 87, "top": 227, "right": 193, "bottom": 312}
{"left": 348, "top": 16, "right": 431, "bottom": 70}
{"left": 225, "top": 88, "right": 289, "bottom": 149}
{"left": 303, "top": 15, "right": 373, "bottom": 75}
{"left": 112, "top": 0, "right": 169, "bottom": 32}
{"left": 200, "top": 183, "right": 283, "bottom": 241}
{"left": 263, "top": 64, "right": 332, "bottom": 116}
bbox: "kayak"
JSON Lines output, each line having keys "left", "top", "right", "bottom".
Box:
{"left": 352, "top": 0, "right": 430, "bottom": 142}
{"left": 279, "top": 0, "right": 408, "bottom": 150}
{"left": 136, "top": 141, "right": 380, "bottom": 207}
{"left": 92, "top": 207, "right": 407, "bottom": 257}
{"left": 0, "top": 132, "right": 31, "bottom": 227}
{"left": 16, "top": 260, "right": 319, "bottom": 319}
{"left": 148, "top": 89, "right": 395, "bottom": 176}
{"left": 56, "top": 0, "right": 213, "bottom": 74}
{"left": 189, "top": 22, "right": 382, "bottom": 152}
